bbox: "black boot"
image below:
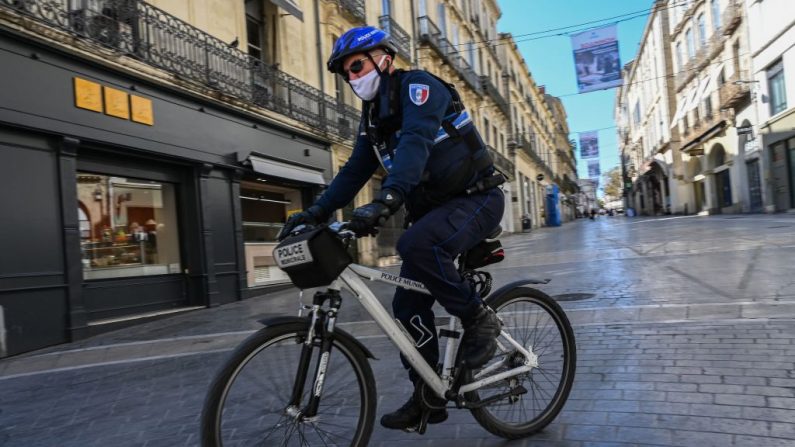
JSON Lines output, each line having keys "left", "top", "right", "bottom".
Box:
{"left": 380, "top": 386, "right": 448, "bottom": 430}
{"left": 461, "top": 306, "right": 502, "bottom": 368}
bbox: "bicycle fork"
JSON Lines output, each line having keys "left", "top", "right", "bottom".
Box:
{"left": 287, "top": 290, "right": 342, "bottom": 420}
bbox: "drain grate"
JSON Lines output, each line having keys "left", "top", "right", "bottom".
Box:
{"left": 553, "top": 293, "right": 595, "bottom": 302}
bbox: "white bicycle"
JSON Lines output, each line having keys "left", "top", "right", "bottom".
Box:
{"left": 201, "top": 223, "right": 576, "bottom": 446}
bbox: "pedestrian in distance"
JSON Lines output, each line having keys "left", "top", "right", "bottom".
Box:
{"left": 277, "top": 26, "right": 507, "bottom": 431}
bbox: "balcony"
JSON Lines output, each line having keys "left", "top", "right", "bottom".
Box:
{"left": 2, "top": 0, "right": 361, "bottom": 140}
{"left": 516, "top": 134, "right": 553, "bottom": 178}
{"left": 694, "top": 44, "right": 710, "bottom": 70}
{"left": 338, "top": 0, "right": 365, "bottom": 23}
{"left": 450, "top": 52, "right": 480, "bottom": 93}
{"left": 672, "top": 2, "right": 698, "bottom": 36}
{"left": 417, "top": 16, "right": 446, "bottom": 56}
{"left": 708, "top": 29, "right": 725, "bottom": 59}
{"left": 718, "top": 70, "right": 751, "bottom": 109}
{"left": 722, "top": 0, "right": 743, "bottom": 36}
{"left": 379, "top": 15, "right": 411, "bottom": 61}
{"left": 487, "top": 145, "right": 515, "bottom": 180}
{"left": 416, "top": 16, "right": 480, "bottom": 92}
{"left": 678, "top": 101, "right": 729, "bottom": 155}
{"left": 480, "top": 75, "right": 509, "bottom": 117}
{"left": 675, "top": 59, "right": 698, "bottom": 92}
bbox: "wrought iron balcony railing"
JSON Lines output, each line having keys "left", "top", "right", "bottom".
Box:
{"left": 1, "top": 0, "right": 360, "bottom": 140}
{"left": 487, "top": 145, "right": 515, "bottom": 180}
{"left": 722, "top": 0, "right": 742, "bottom": 36}
{"left": 379, "top": 14, "right": 411, "bottom": 61}
{"left": 480, "top": 75, "right": 509, "bottom": 118}
{"left": 708, "top": 29, "right": 725, "bottom": 59}
{"left": 451, "top": 52, "right": 480, "bottom": 93}
{"left": 678, "top": 102, "right": 728, "bottom": 154}
{"left": 416, "top": 16, "right": 479, "bottom": 92}
{"left": 674, "top": 58, "right": 698, "bottom": 92}
{"left": 417, "top": 15, "right": 444, "bottom": 55}
{"left": 338, "top": 0, "right": 365, "bottom": 23}
{"left": 719, "top": 69, "right": 751, "bottom": 109}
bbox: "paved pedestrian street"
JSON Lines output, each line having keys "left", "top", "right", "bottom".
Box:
{"left": 2, "top": 214, "right": 795, "bottom": 447}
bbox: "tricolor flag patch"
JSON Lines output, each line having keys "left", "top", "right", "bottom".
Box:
{"left": 409, "top": 84, "right": 430, "bottom": 106}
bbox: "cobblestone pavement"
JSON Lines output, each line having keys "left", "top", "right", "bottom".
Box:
{"left": 2, "top": 214, "right": 795, "bottom": 446}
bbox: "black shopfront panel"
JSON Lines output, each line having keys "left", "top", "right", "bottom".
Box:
{"left": 0, "top": 127, "right": 69, "bottom": 355}
{"left": 76, "top": 149, "right": 198, "bottom": 321}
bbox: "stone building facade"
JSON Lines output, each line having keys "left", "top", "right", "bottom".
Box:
{"left": 0, "top": 0, "right": 574, "bottom": 355}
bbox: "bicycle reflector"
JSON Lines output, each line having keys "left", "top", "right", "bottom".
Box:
{"left": 274, "top": 226, "right": 352, "bottom": 289}
{"left": 463, "top": 240, "right": 505, "bottom": 269}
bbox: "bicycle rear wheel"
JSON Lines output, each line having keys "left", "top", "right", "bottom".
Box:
{"left": 201, "top": 322, "right": 376, "bottom": 446}
{"left": 468, "top": 286, "right": 576, "bottom": 439}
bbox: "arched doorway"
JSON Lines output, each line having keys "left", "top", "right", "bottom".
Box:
{"left": 709, "top": 144, "right": 732, "bottom": 213}
{"left": 687, "top": 156, "right": 706, "bottom": 214}
{"left": 646, "top": 162, "right": 669, "bottom": 215}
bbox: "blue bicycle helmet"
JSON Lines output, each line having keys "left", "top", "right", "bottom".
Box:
{"left": 327, "top": 26, "right": 398, "bottom": 74}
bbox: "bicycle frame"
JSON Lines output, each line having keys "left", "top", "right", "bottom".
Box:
{"left": 330, "top": 263, "right": 538, "bottom": 401}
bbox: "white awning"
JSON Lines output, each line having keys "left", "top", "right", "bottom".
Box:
{"left": 269, "top": 0, "right": 303, "bottom": 21}
{"left": 249, "top": 156, "right": 326, "bottom": 185}
{"left": 670, "top": 94, "right": 687, "bottom": 127}
{"left": 670, "top": 63, "right": 725, "bottom": 129}
{"left": 702, "top": 63, "right": 725, "bottom": 99}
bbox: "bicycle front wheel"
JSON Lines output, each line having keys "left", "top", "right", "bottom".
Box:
{"left": 201, "top": 322, "right": 376, "bottom": 446}
{"left": 469, "top": 286, "right": 576, "bottom": 439}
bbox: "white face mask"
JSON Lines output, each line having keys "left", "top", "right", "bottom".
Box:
{"left": 349, "top": 55, "right": 388, "bottom": 101}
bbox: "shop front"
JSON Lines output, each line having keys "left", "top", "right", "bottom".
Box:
{"left": 0, "top": 32, "right": 332, "bottom": 356}
{"left": 760, "top": 109, "right": 795, "bottom": 213}
{"left": 237, "top": 155, "right": 327, "bottom": 292}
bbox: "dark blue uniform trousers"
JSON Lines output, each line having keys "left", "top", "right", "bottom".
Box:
{"left": 393, "top": 187, "right": 505, "bottom": 382}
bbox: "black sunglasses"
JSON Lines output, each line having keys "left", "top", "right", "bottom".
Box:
{"left": 342, "top": 54, "right": 386, "bottom": 81}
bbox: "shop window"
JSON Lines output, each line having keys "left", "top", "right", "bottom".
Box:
{"left": 240, "top": 181, "right": 301, "bottom": 287}
{"left": 77, "top": 173, "right": 181, "bottom": 280}
{"left": 241, "top": 186, "right": 293, "bottom": 242}
{"left": 767, "top": 60, "right": 787, "bottom": 116}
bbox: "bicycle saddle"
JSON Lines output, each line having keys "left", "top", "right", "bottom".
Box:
{"left": 462, "top": 226, "right": 504, "bottom": 269}
{"left": 485, "top": 225, "right": 502, "bottom": 240}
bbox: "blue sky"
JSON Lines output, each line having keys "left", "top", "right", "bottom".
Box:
{"left": 498, "top": 0, "right": 653, "bottom": 188}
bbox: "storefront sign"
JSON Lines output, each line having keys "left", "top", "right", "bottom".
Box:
{"left": 131, "top": 95, "right": 154, "bottom": 125}
{"left": 737, "top": 126, "right": 753, "bottom": 135}
{"left": 103, "top": 87, "right": 130, "bottom": 120}
{"left": 74, "top": 77, "right": 103, "bottom": 113}
{"left": 74, "top": 78, "right": 154, "bottom": 125}
{"left": 744, "top": 137, "right": 760, "bottom": 154}
{"left": 274, "top": 241, "right": 313, "bottom": 268}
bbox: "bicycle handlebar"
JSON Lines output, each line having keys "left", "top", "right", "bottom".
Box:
{"left": 328, "top": 221, "right": 357, "bottom": 240}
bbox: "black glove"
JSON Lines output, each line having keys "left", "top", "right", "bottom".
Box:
{"left": 277, "top": 205, "right": 327, "bottom": 241}
{"left": 348, "top": 189, "right": 403, "bottom": 237}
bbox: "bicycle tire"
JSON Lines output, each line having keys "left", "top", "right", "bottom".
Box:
{"left": 468, "top": 286, "right": 576, "bottom": 439}
{"left": 201, "top": 322, "right": 376, "bottom": 447}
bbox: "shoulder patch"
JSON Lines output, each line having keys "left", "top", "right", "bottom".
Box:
{"left": 408, "top": 84, "right": 430, "bottom": 106}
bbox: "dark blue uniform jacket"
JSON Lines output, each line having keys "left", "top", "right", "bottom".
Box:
{"left": 314, "top": 70, "right": 484, "bottom": 216}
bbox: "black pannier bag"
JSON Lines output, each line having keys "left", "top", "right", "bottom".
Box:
{"left": 273, "top": 226, "right": 352, "bottom": 289}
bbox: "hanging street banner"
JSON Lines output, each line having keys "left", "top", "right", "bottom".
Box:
{"left": 587, "top": 159, "right": 601, "bottom": 178}
{"left": 571, "top": 24, "right": 623, "bottom": 93}
{"left": 579, "top": 131, "right": 599, "bottom": 159}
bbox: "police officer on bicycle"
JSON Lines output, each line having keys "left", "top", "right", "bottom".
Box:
{"left": 278, "top": 26, "right": 505, "bottom": 430}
